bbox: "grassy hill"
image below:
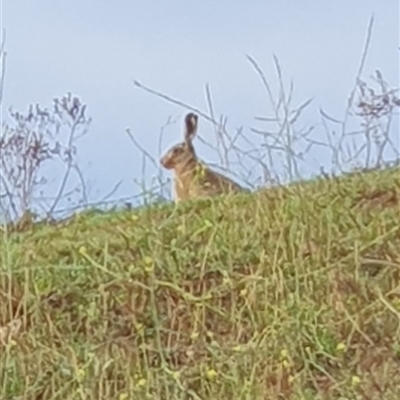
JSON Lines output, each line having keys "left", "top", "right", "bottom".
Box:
{"left": 1, "top": 167, "right": 399, "bottom": 400}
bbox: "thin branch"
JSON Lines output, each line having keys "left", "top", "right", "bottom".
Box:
{"left": 134, "top": 80, "right": 211, "bottom": 122}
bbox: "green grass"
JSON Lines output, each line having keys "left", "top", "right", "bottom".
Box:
{"left": 1, "top": 167, "right": 400, "bottom": 400}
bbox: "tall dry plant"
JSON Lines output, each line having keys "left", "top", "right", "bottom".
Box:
{"left": 0, "top": 93, "right": 91, "bottom": 224}
{"left": 319, "top": 17, "right": 400, "bottom": 174}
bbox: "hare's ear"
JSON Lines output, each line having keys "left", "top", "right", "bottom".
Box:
{"left": 184, "top": 113, "right": 198, "bottom": 144}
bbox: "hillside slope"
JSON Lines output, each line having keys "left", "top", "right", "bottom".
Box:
{"left": 1, "top": 167, "right": 399, "bottom": 399}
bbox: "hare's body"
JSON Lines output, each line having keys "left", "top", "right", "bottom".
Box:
{"left": 161, "top": 113, "right": 245, "bottom": 203}
{"left": 172, "top": 159, "right": 243, "bottom": 201}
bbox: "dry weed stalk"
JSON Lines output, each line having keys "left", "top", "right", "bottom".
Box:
{"left": 319, "top": 17, "right": 399, "bottom": 174}
{"left": 0, "top": 94, "right": 91, "bottom": 224}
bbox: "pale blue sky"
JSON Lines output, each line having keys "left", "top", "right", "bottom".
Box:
{"left": 1, "top": 1, "right": 399, "bottom": 210}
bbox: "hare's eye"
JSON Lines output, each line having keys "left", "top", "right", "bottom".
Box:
{"left": 174, "top": 145, "right": 185, "bottom": 154}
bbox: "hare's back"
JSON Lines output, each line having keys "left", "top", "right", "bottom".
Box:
{"left": 193, "top": 166, "right": 245, "bottom": 197}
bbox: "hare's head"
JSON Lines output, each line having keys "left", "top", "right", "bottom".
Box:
{"left": 160, "top": 113, "right": 198, "bottom": 170}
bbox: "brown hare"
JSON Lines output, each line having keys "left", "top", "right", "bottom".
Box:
{"left": 160, "top": 113, "right": 246, "bottom": 202}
